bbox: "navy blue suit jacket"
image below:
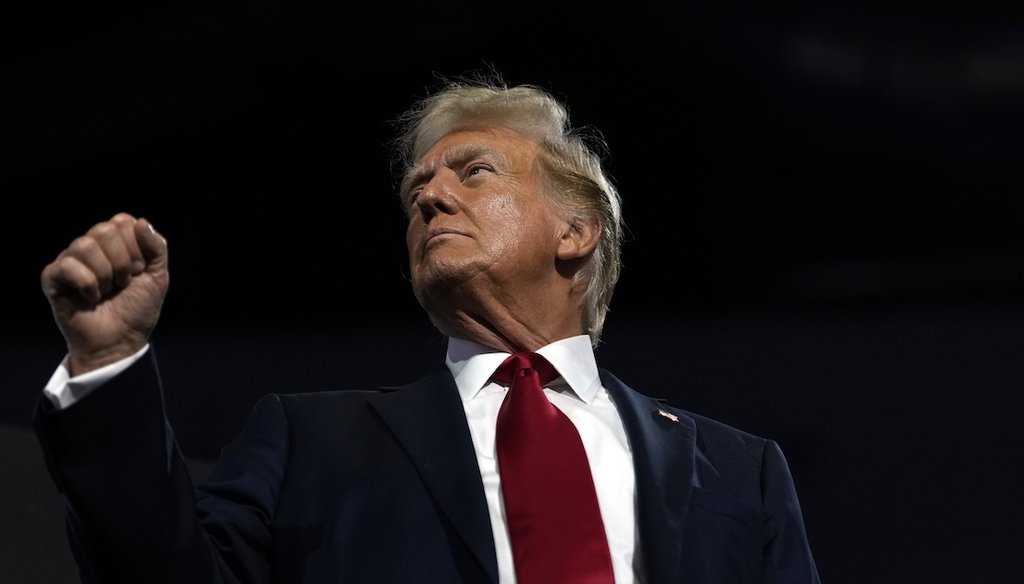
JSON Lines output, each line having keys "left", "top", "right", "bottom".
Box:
{"left": 35, "top": 349, "right": 820, "bottom": 583}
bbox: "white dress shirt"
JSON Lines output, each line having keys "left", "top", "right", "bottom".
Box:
{"left": 43, "top": 345, "right": 149, "bottom": 409}
{"left": 43, "top": 335, "right": 639, "bottom": 582}
{"left": 446, "top": 335, "right": 637, "bottom": 583}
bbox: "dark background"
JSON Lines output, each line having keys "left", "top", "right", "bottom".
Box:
{"left": 3, "top": 0, "right": 1023, "bottom": 582}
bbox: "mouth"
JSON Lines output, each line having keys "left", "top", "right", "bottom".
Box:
{"left": 413, "top": 226, "right": 468, "bottom": 259}
{"left": 425, "top": 227, "right": 466, "bottom": 243}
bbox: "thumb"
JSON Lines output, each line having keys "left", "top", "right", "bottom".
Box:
{"left": 134, "top": 217, "right": 168, "bottom": 269}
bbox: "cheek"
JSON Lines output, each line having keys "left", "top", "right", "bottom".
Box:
{"left": 405, "top": 221, "right": 421, "bottom": 254}
{"left": 478, "top": 194, "right": 528, "bottom": 247}
{"left": 405, "top": 226, "right": 430, "bottom": 278}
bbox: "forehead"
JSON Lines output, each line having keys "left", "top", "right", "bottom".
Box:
{"left": 420, "top": 126, "right": 538, "bottom": 166}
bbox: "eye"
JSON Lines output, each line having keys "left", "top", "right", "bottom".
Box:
{"left": 404, "top": 189, "right": 421, "bottom": 211}
{"left": 464, "top": 164, "right": 492, "bottom": 179}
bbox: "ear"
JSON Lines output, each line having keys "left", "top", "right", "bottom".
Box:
{"left": 556, "top": 217, "right": 602, "bottom": 261}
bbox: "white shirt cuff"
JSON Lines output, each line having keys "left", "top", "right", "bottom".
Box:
{"left": 43, "top": 345, "right": 151, "bottom": 410}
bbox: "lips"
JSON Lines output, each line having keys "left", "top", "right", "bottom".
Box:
{"left": 425, "top": 227, "right": 467, "bottom": 243}
{"left": 416, "top": 226, "right": 469, "bottom": 259}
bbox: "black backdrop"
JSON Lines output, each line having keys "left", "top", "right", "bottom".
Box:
{"left": 3, "top": 0, "right": 1023, "bottom": 581}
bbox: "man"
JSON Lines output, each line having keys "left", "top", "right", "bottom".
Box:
{"left": 35, "top": 74, "right": 821, "bottom": 583}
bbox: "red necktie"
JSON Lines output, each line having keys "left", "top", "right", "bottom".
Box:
{"left": 493, "top": 352, "right": 615, "bottom": 584}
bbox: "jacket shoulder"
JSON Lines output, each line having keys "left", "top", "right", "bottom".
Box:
{"left": 267, "top": 368, "right": 453, "bottom": 416}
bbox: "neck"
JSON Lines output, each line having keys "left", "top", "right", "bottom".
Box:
{"left": 422, "top": 286, "right": 585, "bottom": 354}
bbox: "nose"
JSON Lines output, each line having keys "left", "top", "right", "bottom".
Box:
{"left": 414, "top": 174, "right": 458, "bottom": 221}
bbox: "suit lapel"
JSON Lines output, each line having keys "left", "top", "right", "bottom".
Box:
{"left": 601, "top": 369, "right": 696, "bottom": 584}
{"left": 368, "top": 370, "right": 498, "bottom": 583}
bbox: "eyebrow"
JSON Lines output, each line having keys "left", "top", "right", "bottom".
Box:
{"left": 401, "top": 143, "right": 506, "bottom": 198}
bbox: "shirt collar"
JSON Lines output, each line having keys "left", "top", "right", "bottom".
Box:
{"left": 445, "top": 335, "right": 602, "bottom": 404}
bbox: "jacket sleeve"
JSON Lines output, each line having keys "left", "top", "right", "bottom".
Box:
{"left": 761, "top": 439, "right": 821, "bottom": 584}
{"left": 33, "top": 347, "right": 288, "bottom": 584}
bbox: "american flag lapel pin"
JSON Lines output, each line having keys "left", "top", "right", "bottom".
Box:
{"left": 657, "top": 409, "right": 679, "bottom": 423}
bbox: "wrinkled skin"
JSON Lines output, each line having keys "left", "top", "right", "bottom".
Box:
{"left": 404, "top": 126, "right": 601, "bottom": 352}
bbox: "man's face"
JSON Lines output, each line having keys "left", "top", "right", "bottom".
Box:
{"left": 404, "top": 126, "right": 565, "bottom": 309}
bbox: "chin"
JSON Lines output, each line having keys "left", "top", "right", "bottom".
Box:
{"left": 413, "top": 257, "right": 479, "bottom": 289}
{"left": 412, "top": 263, "right": 482, "bottom": 309}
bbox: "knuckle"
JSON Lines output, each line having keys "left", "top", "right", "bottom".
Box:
{"left": 69, "top": 236, "right": 99, "bottom": 256}
{"left": 90, "top": 222, "right": 120, "bottom": 240}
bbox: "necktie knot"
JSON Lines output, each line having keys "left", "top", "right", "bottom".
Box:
{"left": 492, "top": 351, "right": 558, "bottom": 387}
